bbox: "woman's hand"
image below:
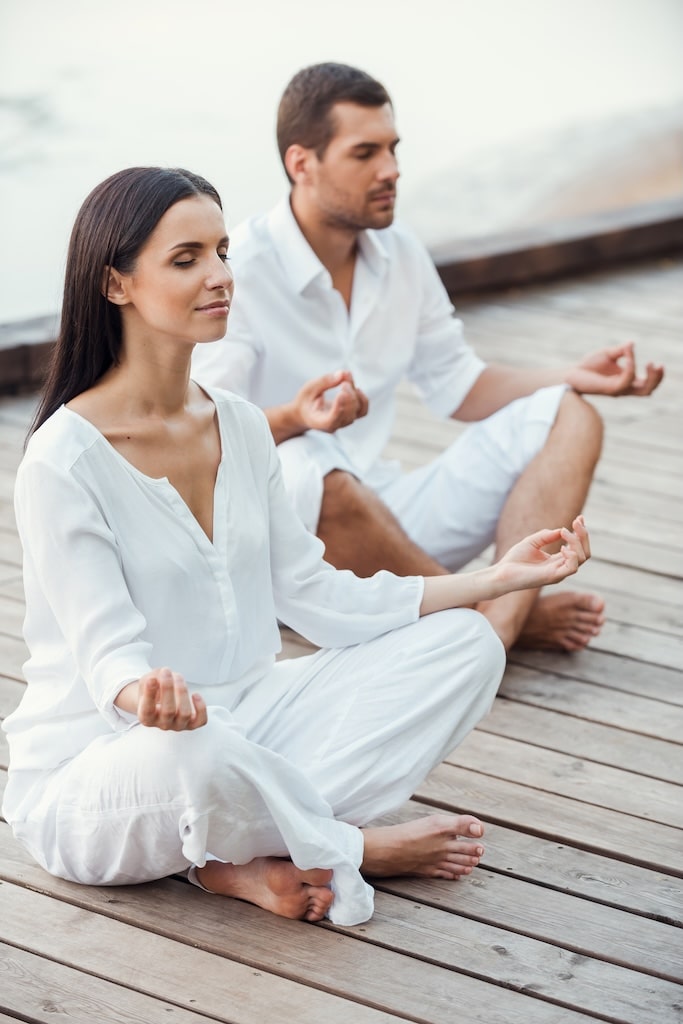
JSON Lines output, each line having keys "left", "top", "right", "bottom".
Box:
{"left": 493, "top": 516, "right": 590, "bottom": 594}
{"left": 420, "top": 516, "right": 591, "bottom": 616}
{"left": 116, "top": 668, "right": 208, "bottom": 730}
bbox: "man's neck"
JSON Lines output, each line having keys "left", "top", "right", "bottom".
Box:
{"left": 289, "top": 191, "right": 358, "bottom": 277}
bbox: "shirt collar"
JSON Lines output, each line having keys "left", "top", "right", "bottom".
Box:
{"left": 267, "top": 196, "right": 390, "bottom": 294}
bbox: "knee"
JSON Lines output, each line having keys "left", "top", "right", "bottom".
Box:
{"left": 561, "top": 387, "right": 602, "bottom": 444}
{"left": 559, "top": 390, "right": 604, "bottom": 460}
{"left": 432, "top": 607, "right": 506, "bottom": 699}
{"left": 319, "top": 470, "right": 372, "bottom": 529}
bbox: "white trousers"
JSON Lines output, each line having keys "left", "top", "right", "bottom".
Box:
{"left": 278, "top": 385, "right": 567, "bottom": 570}
{"left": 12, "top": 609, "right": 504, "bottom": 926}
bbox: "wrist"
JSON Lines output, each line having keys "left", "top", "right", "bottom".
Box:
{"left": 266, "top": 401, "right": 307, "bottom": 444}
{"left": 114, "top": 680, "right": 140, "bottom": 714}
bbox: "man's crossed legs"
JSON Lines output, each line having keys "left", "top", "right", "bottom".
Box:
{"left": 316, "top": 386, "right": 605, "bottom": 652}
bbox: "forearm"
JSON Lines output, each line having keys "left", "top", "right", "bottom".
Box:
{"left": 452, "top": 364, "right": 568, "bottom": 421}
{"left": 420, "top": 566, "right": 503, "bottom": 615}
{"left": 114, "top": 680, "right": 140, "bottom": 714}
{"left": 264, "top": 402, "right": 307, "bottom": 444}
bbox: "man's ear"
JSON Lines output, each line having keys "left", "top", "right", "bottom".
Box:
{"left": 101, "top": 266, "right": 129, "bottom": 306}
{"left": 284, "top": 143, "right": 315, "bottom": 185}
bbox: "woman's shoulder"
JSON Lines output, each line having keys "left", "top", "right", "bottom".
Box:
{"left": 24, "top": 406, "right": 97, "bottom": 466}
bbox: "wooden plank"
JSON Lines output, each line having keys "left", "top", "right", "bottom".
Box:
{"left": 383, "top": 801, "right": 683, "bottom": 926}
{"left": 0, "top": 675, "right": 24, "bottom": 718}
{"left": 448, "top": 732, "right": 683, "bottom": 828}
{"left": 375, "top": 867, "right": 683, "bottom": 990}
{"left": 507, "top": 645, "right": 683, "bottom": 704}
{"left": 0, "top": 636, "right": 26, "bottom": 681}
{"left": 0, "top": 882, "right": 403, "bottom": 1024}
{"left": 480, "top": 697, "right": 683, "bottom": 784}
{"left": 0, "top": 530, "right": 21, "bottom": 570}
{"left": 345, "top": 893, "right": 683, "bottom": 1022}
{"left": 415, "top": 763, "right": 683, "bottom": 874}
{"left": 499, "top": 663, "right": 683, "bottom": 738}
{"left": 0, "top": 942, "right": 223, "bottom": 1024}
{"left": 0, "top": 845, "right": 599, "bottom": 1024}
{"left": 0, "top": 594, "right": 24, "bottom": 637}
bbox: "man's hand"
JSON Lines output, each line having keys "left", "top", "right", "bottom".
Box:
{"left": 294, "top": 369, "right": 369, "bottom": 433}
{"left": 566, "top": 343, "right": 664, "bottom": 397}
{"left": 116, "top": 668, "right": 208, "bottom": 731}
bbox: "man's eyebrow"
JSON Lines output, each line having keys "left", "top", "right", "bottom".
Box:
{"left": 349, "top": 137, "right": 400, "bottom": 150}
{"left": 168, "top": 236, "right": 229, "bottom": 252}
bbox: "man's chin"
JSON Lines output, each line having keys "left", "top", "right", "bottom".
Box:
{"left": 367, "top": 208, "right": 396, "bottom": 229}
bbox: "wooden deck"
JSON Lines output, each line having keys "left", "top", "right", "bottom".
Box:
{"left": 1, "top": 255, "right": 682, "bottom": 1023}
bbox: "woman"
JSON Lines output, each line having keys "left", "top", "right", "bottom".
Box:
{"left": 3, "top": 167, "right": 590, "bottom": 926}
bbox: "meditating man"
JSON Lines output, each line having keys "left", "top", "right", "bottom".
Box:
{"left": 192, "top": 61, "right": 663, "bottom": 653}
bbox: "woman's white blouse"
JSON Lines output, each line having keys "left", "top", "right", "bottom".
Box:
{"left": 5, "top": 389, "right": 423, "bottom": 774}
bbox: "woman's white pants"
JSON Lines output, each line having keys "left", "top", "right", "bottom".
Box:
{"left": 14, "top": 609, "right": 504, "bottom": 925}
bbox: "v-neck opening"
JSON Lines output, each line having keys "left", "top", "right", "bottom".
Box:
{"left": 61, "top": 398, "right": 225, "bottom": 549}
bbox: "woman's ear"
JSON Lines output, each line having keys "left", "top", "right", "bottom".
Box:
{"left": 102, "top": 266, "right": 129, "bottom": 305}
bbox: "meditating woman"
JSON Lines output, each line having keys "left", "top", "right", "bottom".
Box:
{"left": 2, "top": 166, "right": 590, "bottom": 926}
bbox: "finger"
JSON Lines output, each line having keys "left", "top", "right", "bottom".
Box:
{"left": 137, "top": 674, "right": 160, "bottom": 724}
{"left": 572, "top": 515, "right": 591, "bottom": 559}
{"left": 560, "top": 527, "right": 587, "bottom": 565}
{"left": 156, "top": 667, "right": 178, "bottom": 726}
{"left": 173, "top": 672, "right": 194, "bottom": 724}
{"left": 524, "top": 527, "right": 564, "bottom": 551}
{"left": 189, "top": 693, "right": 208, "bottom": 729}
{"left": 356, "top": 389, "right": 369, "bottom": 418}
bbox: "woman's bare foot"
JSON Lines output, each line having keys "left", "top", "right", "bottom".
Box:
{"left": 196, "top": 858, "right": 334, "bottom": 922}
{"left": 516, "top": 591, "right": 605, "bottom": 651}
{"left": 361, "top": 814, "right": 485, "bottom": 879}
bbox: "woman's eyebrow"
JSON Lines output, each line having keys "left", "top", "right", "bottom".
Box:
{"left": 168, "top": 235, "right": 230, "bottom": 252}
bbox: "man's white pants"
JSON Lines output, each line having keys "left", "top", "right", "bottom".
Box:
{"left": 12, "top": 610, "right": 504, "bottom": 926}
{"left": 278, "top": 385, "right": 567, "bottom": 570}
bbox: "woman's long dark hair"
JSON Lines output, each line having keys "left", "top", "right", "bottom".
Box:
{"left": 29, "top": 166, "right": 222, "bottom": 436}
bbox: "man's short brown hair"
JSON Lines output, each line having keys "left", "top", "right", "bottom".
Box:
{"left": 277, "top": 63, "right": 392, "bottom": 182}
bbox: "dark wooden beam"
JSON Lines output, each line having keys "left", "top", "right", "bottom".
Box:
{"left": 433, "top": 197, "right": 683, "bottom": 298}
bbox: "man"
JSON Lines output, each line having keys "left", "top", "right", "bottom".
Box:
{"left": 193, "top": 62, "right": 663, "bottom": 652}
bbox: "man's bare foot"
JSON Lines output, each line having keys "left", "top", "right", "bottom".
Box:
{"left": 196, "top": 858, "right": 334, "bottom": 922}
{"left": 361, "top": 814, "right": 485, "bottom": 879}
{"left": 516, "top": 591, "right": 605, "bottom": 652}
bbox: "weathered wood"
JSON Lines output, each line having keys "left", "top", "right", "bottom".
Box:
{"left": 498, "top": 664, "right": 683, "bottom": 737}
{"left": 434, "top": 198, "right": 683, "bottom": 295}
{"left": 449, "top": 731, "right": 683, "bottom": 828}
{"left": 506, "top": 644, "right": 683, "bottom": 703}
{"left": 0, "top": 941, "right": 227, "bottom": 1024}
{"left": 0, "top": 635, "right": 26, "bottom": 681}
{"left": 416, "top": 763, "right": 683, "bottom": 874}
{"left": 0, "top": 838, "right": 616, "bottom": 1024}
{"left": 382, "top": 801, "right": 683, "bottom": 925}
{"left": 0, "top": 881, "right": 403, "bottom": 1024}
{"left": 0, "top": 676, "right": 24, "bottom": 719}
{"left": 480, "top": 697, "right": 683, "bottom": 784}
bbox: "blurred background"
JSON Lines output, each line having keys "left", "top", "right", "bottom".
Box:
{"left": 1, "top": 0, "right": 682, "bottom": 322}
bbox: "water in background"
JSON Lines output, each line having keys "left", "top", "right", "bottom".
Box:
{"left": 1, "top": 0, "right": 682, "bottom": 322}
